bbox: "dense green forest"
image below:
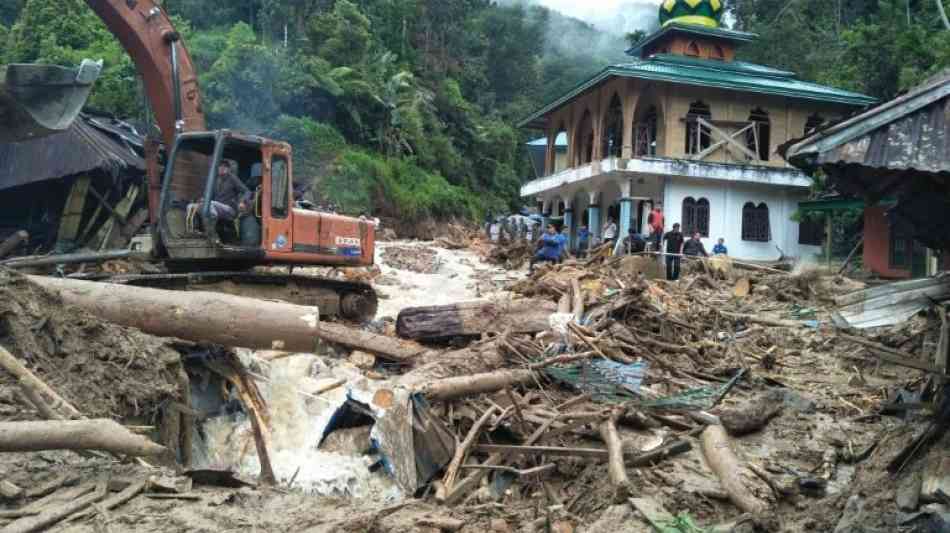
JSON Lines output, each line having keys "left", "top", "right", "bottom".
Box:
{"left": 1, "top": 0, "right": 949, "bottom": 222}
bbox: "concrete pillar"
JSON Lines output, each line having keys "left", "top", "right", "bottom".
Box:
{"left": 563, "top": 206, "right": 574, "bottom": 251}
{"left": 619, "top": 198, "right": 633, "bottom": 242}
{"left": 589, "top": 194, "right": 602, "bottom": 245}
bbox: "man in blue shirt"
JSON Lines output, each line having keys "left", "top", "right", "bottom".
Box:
{"left": 530, "top": 224, "right": 562, "bottom": 272}
{"left": 557, "top": 227, "right": 569, "bottom": 260}
{"left": 576, "top": 224, "right": 590, "bottom": 258}
{"left": 712, "top": 238, "right": 728, "bottom": 256}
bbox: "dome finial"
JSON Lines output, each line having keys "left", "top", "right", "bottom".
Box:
{"left": 659, "top": 0, "right": 724, "bottom": 28}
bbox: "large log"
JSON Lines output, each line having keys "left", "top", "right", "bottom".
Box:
{"left": 416, "top": 369, "right": 537, "bottom": 401}
{"left": 701, "top": 425, "right": 767, "bottom": 514}
{"left": 396, "top": 298, "right": 557, "bottom": 340}
{"left": 26, "top": 275, "right": 423, "bottom": 362}
{"left": 0, "top": 420, "right": 166, "bottom": 456}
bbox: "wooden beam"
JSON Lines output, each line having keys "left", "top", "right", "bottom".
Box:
{"left": 693, "top": 118, "right": 758, "bottom": 162}
{"left": 56, "top": 176, "right": 91, "bottom": 244}
{"left": 87, "top": 185, "right": 129, "bottom": 226}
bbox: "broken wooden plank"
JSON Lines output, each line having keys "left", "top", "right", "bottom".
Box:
{"left": 838, "top": 334, "right": 944, "bottom": 374}
{"left": 396, "top": 298, "right": 557, "bottom": 340}
{"left": 67, "top": 480, "right": 146, "bottom": 523}
{"left": 56, "top": 176, "right": 91, "bottom": 246}
{"left": 93, "top": 184, "right": 138, "bottom": 251}
{"left": 2, "top": 482, "right": 106, "bottom": 533}
{"left": 23, "top": 474, "right": 78, "bottom": 500}
{"left": 441, "top": 406, "right": 499, "bottom": 494}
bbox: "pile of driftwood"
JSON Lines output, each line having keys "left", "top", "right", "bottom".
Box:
{"left": 386, "top": 251, "right": 950, "bottom": 530}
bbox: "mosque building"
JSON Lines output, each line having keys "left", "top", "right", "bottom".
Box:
{"left": 519, "top": 0, "right": 875, "bottom": 260}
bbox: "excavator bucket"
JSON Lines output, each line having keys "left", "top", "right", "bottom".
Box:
{"left": 0, "top": 59, "right": 102, "bottom": 143}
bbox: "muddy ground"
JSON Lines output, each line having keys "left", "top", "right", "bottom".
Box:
{"left": 0, "top": 240, "right": 946, "bottom": 533}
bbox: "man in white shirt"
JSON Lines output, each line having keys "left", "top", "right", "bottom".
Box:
{"left": 602, "top": 217, "right": 618, "bottom": 245}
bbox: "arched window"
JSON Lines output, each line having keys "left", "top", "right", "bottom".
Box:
{"left": 575, "top": 110, "right": 593, "bottom": 166}
{"left": 710, "top": 45, "right": 725, "bottom": 61}
{"left": 686, "top": 41, "right": 701, "bottom": 57}
{"left": 601, "top": 94, "right": 624, "bottom": 158}
{"left": 742, "top": 202, "right": 771, "bottom": 242}
{"left": 746, "top": 108, "right": 770, "bottom": 161}
{"left": 635, "top": 105, "right": 658, "bottom": 156}
{"left": 804, "top": 114, "right": 825, "bottom": 136}
{"left": 685, "top": 101, "right": 712, "bottom": 154}
{"left": 682, "top": 197, "right": 710, "bottom": 237}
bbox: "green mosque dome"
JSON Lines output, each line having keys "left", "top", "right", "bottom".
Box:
{"left": 659, "top": 0, "right": 724, "bottom": 28}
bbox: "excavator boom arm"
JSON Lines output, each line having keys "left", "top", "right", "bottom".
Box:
{"left": 85, "top": 0, "right": 205, "bottom": 144}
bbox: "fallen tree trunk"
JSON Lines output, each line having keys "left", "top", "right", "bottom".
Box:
{"left": 0, "top": 231, "right": 28, "bottom": 260}
{"left": 0, "top": 346, "right": 82, "bottom": 419}
{"left": 396, "top": 298, "right": 557, "bottom": 340}
{"left": 26, "top": 276, "right": 423, "bottom": 362}
{"left": 599, "top": 411, "right": 631, "bottom": 492}
{"left": 417, "top": 369, "right": 537, "bottom": 401}
{"left": 0, "top": 420, "right": 167, "bottom": 456}
{"left": 701, "top": 425, "right": 766, "bottom": 514}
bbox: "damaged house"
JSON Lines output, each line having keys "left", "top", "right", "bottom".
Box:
{"left": 786, "top": 70, "right": 950, "bottom": 279}
{"left": 518, "top": 0, "right": 876, "bottom": 260}
{"left": 0, "top": 112, "right": 148, "bottom": 257}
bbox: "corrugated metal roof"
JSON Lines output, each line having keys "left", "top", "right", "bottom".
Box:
{"left": 519, "top": 55, "right": 876, "bottom": 128}
{"left": 786, "top": 70, "right": 950, "bottom": 174}
{"left": 0, "top": 113, "right": 145, "bottom": 191}
{"left": 625, "top": 23, "right": 757, "bottom": 57}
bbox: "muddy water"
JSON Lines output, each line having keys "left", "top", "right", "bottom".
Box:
{"left": 193, "top": 241, "right": 508, "bottom": 499}
{"left": 374, "top": 241, "right": 513, "bottom": 319}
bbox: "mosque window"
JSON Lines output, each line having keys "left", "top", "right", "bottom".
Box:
{"left": 746, "top": 108, "right": 770, "bottom": 161}
{"left": 742, "top": 202, "right": 771, "bottom": 242}
{"left": 710, "top": 45, "right": 725, "bottom": 60}
{"left": 682, "top": 197, "right": 710, "bottom": 237}
{"left": 685, "top": 101, "right": 712, "bottom": 154}
{"left": 686, "top": 41, "right": 701, "bottom": 57}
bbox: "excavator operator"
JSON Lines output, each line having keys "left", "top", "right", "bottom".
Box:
{"left": 207, "top": 160, "right": 248, "bottom": 221}
{"left": 186, "top": 160, "right": 251, "bottom": 241}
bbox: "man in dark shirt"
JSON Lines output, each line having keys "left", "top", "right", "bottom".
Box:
{"left": 682, "top": 232, "right": 709, "bottom": 258}
{"left": 201, "top": 160, "right": 248, "bottom": 222}
{"left": 621, "top": 228, "right": 646, "bottom": 254}
{"left": 663, "top": 223, "right": 684, "bottom": 281}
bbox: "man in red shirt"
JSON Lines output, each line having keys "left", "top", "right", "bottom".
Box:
{"left": 648, "top": 204, "right": 664, "bottom": 251}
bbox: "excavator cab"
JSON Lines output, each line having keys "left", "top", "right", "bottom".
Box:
{"left": 156, "top": 130, "right": 375, "bottom": 270}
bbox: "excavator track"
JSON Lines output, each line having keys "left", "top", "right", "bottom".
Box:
{"left": 80, "top": 271, "right": 379, "bottom": 323}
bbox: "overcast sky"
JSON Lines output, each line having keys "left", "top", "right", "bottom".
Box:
{"left": 532, "top": 0, "right": 661, "bottom": 25}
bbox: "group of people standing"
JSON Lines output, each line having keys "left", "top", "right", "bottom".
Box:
{"left": 651, "top": 205, "right": 729, "bottom": 281}
{"left": 526, "top": 203, "right": 730, "bottom": 278}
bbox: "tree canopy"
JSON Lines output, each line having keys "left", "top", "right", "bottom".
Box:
{"left": 2, "top": 0, "right": 948, "bottom": 222}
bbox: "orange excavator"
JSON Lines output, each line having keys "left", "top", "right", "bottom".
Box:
{"left": 3, "top": 0, "right": 378, "bottom": 320}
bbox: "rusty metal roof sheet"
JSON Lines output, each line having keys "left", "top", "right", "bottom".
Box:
{"left": 786, "top": 70, "right": 950, "bottom": 174}
{"left": 0, "top": 113, "right": 145, "bottom": 191}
